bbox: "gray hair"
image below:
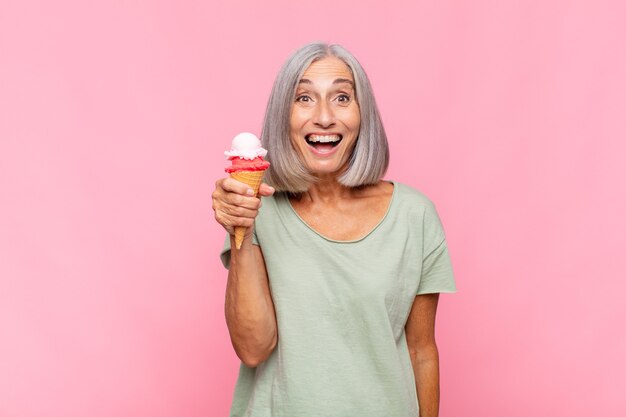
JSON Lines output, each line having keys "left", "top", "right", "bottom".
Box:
{"left": 261, "top": 42, "right": 389, "bottom": 192}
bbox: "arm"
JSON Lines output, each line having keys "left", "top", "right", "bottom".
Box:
{"left": 213, "top": 178, "right": 277, "bottom": 367}
{"left": 405, "top": 293, "right": 440, "bottom": 417}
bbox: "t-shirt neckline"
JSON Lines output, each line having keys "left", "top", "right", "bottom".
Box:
{"left": 282, "top": 181, "right": 397, "bottom": 244}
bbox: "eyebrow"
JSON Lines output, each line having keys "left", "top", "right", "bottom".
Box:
{"left": 298, "top": 78, "right": 354, "bottom": 87}
{"left": 333, "top": 78, "right": 354, "bottom": 86}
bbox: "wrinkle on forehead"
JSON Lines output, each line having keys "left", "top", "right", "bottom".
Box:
{"left": 301, "top": 57, "right": 354, "bottom": 82}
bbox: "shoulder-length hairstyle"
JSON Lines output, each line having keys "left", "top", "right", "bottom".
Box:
{"left": 261, "top": 42, "right": 389, "bottom": 192}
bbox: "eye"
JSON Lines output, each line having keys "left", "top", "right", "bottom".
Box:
{"left": 296, "top": 94, "right": 312, "bottom": 102}
{"left": 337, "top": 94, "right": 351, "bottom": 103}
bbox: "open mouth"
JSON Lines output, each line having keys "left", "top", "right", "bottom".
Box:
{"left": 305, "top": 134, "right": 343, "bottom": 152}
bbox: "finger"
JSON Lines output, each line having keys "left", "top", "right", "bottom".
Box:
{"left": 216, "top": 210, "right": 255, "bottom": 229}
{"left": 258, "top": 183, "right": 275, "bottom": 197}
{"left": 222, "top": 193, "right": 262, "bottom": 210}
{"left": 220, "top": 203, "right": 259, "bottom": 219}
{"left": 222, "top": 177, "right": 255, "bottom": 196}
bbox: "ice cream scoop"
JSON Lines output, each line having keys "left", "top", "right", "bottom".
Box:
{"left": 224, "top": 132, "right": 268, "bottom": 160}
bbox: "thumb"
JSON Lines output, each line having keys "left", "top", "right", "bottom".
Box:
{"left": 258, "top": 183, "right": 275, "bottom": 197}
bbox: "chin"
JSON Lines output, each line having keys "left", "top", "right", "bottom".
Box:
{"left": 306, "top": 161, "right": 348, "bottom": 177}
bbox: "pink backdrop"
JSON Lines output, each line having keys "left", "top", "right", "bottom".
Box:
{"left": 1, "top": 1, "right": 625, "bottom": 416}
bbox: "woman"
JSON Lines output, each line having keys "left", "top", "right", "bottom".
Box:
{"left": 212, "top": 43, "right": 456, "bottom": 417}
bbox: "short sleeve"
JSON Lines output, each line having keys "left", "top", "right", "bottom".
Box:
{"left": 417, "top": 238, "right": 457, "bottom": 294}
{"left": 219, "top": 228, "right": 259, "bottom": 269}
{"left": 416, "top": 201, "right": 457, "bottom": 294}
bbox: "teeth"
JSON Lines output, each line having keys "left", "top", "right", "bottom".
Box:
{"left": 308, "top": 135, "right": 341, "bottom": 143}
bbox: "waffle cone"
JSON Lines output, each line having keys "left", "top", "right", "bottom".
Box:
{"left": 230, "top": 170, "right": 266, "bottom": 249}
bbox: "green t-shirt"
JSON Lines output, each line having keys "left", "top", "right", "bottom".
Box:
{"left": 220, "top": 181, "right": 456, "bottom": 417}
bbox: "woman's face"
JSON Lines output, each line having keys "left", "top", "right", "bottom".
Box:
{"left": 289, "top": 57, "right": 361, "bottom": 179}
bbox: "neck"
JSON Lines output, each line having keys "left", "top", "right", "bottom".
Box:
{"left": 302, "top": 175, "right": 353, "bottom": 204}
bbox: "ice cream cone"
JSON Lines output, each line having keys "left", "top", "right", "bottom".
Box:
{"left": 224, "top": 132, "right": 270, "bottom": 249}
{"left": 230, "top": 169, "right": 266, "bottom": 249}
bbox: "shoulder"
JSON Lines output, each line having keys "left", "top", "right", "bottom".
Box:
{"left": 391, "top": 181, "right": 447, "bottom": 246}
{"left": 260, "top": 191, "right": 287, "bottom": 208}
{"left": 392, "top": 181, "right": 437, "bottom": 210}
{"left": 255, "top": 191, "right": 291, "bottom": 226}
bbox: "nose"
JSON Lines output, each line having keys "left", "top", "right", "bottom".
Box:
{"left": 312, "top": 100, "right": 336, "bottom": 128}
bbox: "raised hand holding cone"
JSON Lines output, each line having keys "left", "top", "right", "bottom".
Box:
{"left": 224, "top": 132, "right": 270, "bottom": 250}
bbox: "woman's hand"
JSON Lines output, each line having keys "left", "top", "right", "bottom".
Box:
{"left": 212, "top": 177, "right": 275, "bottom": 236}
